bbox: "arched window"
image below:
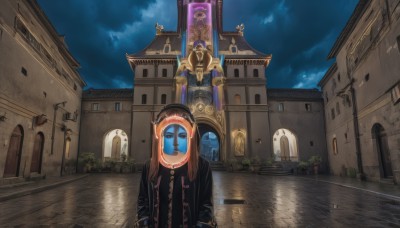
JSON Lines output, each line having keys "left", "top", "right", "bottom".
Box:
{"left": 234, "top": 94, "right": 241, "bottom": 105}
{"left": 161, "top": 94, "right": 167, "bottom": 104}
{"left": 234, "top": 69, "right": 239, "bottom": 78}
{"left": 143, "top": 69, "right": 148, "bottom": 78}
{"left": 253, "top": 69, "right": 259, "bottom": 77}
{"left": 162, "top": 69, "right": 167, "bottom": 78}
{"left": 332, "top": 138, "right": 338, "bottom": 155}
{"left": 4, "top": 125, "right": 24, "bottom": 177}
{"left": 142, "top": 94, "right": 147, "bottom": 104}
{"left": 30, "top": 132, "right": 44, "bottom": 173}
{"left": 255, "top": 94, "right": 261, "bottom": 104}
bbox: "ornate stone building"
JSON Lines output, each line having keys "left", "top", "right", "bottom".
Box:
{"left": 319, "top": 0, "right": 400, "bottom": 183}
{"left": 125, "top": 0, "right": 327, "bottom": 168}
{"left": 0, "top": 0, "right": 85, "bottom": 181}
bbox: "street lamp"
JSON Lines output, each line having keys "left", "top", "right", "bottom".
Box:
{"left": 50, "top": 101, "right": 67, "bottom": 155}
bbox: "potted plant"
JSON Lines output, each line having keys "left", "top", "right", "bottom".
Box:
{"left": 78, "top": 152, "right": 96, "bottom": 173}
{"left": 297, "top": 161, "right": 309, "bottom": 175}
{"left": 308, "top": 155, "right": 322, "bottom": 175}
{"left": 241, "top": 158, "right": 251, "bottom": 171}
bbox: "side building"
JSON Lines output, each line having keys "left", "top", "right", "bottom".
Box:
{"left": 79, "top": 89, "right": 133, "bottom": 164}
{"left": 320, "top": 0, "right": 400, "bottom": 183}
{"left": 267, "top": 89, "right": 328, "bottom": 172}
{"left": 0, "top": 0, "right": 85, "bottom": 180}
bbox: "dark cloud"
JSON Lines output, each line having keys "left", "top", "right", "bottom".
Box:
{"left": 38, "top": 0, "right": 358, "bottom": 89}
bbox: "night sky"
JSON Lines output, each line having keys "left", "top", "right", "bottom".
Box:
{"left": 37, "top": 0, "right": 358, "bottom": 89}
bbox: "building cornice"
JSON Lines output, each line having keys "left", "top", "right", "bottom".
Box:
{"left": 127, "top": 56, "right": 178, "bottom": 68}
{"left": 318, "top": 62, "right": 338, "bottom": 88}
{"left": 327, "top": 0, "right": 371, "bottom": 59}
{"left": 224, "top": 57, "right": 271, "bottom": 67}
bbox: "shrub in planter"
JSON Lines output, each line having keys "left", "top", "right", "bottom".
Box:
{"left": 78, "top": 152, "right": 96, "bottom": 173}
{"left": 297, "top": 161, "right": 309, "bottom": 175}
{"left": 241, "top": 158, "right": 251, "bottom": 170}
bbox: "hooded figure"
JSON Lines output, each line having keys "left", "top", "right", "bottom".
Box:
{"left": 136, "top": 104, "right": 217, "bottom": 228}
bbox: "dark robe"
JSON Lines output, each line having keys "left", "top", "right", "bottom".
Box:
{"left": 136, "top": 157, "right": 216, "bottom": 228}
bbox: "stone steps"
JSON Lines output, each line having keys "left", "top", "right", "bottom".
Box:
{"left": 258, "top": 163, "right": 292, "bottom": 176}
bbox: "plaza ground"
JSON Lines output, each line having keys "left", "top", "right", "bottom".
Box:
{"left": 0, "top": 172, "right": 400, "bottom": 227}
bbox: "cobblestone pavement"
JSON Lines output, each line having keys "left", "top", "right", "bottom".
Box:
{"left": 0, "top": 172, "right": 400, "bottom": 227}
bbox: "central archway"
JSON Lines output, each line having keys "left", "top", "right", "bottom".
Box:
{"left": 198, "top": 123, "right": 220, "bottom": 161}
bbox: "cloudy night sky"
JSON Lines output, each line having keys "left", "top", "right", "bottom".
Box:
{"left": 37, "top": 0, "right": 358, "bottom": 89}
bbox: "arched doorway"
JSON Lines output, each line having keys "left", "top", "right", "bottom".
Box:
{"left": 198, "top": 123, "right": 220, "bottom": 161}
{"left": 4, "top": 125, "right": 24, "bottom": 177}
{"left": 280, "top": 135, "right": 290, "bottom": 161}
{"left": 372, "top": 124, "right": 393, "bottom": 178}
{"left": 273, "top": 128, "right": 299, "bottom": 161}
{"left": 30, "top": 132, "right": 44, "bottom": 173}
{"left": 111, "top": 136, "right": 121, "bottom": 160}
{"left": 103, "top": 129, "right": 128, "bottom": 161}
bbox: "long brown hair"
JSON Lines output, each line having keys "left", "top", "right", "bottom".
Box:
{"left": 148, "top": 105, "right": 199, "bottom": 182}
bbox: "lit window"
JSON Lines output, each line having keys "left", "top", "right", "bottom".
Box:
{"left": 333, "top": 138, "right": 338, "bottom": 155}
{"left": 142, "top": 94, "right": 147, "bottom": 104}
{"left": 92, "top": 103, "right": 99, "bottom": 111}
{"left": 162, "top": 69, "right": 167, "bottom": 78}
{"left": 143, "top": 69, "right": 148, "bottom": 78}
{"left": 115, "top": 102, "right": 121, "bottom": 111}
{"left": 234, "top": 94, "right": 241, "bottom": 105}
{"left": 278, "top": 103, "right": 284, "bottom": 112}
{"left": 255, "top": 94, "right": 261, "bottom": 104}
{"left": 161, "top": 94, "right": 167, "bottom": 104}
{"left": 234, "top": 69, "right": 239, "bottom": 78}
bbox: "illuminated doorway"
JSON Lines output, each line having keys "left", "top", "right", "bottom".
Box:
{"left": 198, "top": 124, "right": 220, "bottom": 161}
{"left": 103, "top": 129, "right": 128, "bottom": 161}
{"left": 273, "top": 129, "right": 298, "bottom": 161}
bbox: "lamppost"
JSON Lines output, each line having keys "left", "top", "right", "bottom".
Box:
{"left": 50, "top": 101, "right": 67, "bottom": 155}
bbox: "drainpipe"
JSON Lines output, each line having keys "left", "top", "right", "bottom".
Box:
{"left": 349, "top": 80, "right": 366, "bottom": 180}
{"left": 51, "top": 101, "right": 66, "bottom": 155}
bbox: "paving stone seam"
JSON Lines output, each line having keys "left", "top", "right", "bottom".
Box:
{"left": 299, "top": 177, "right": 400, "bottom": 202}
{"left": 0, "top": 175, "right": 89, "bottom": 202}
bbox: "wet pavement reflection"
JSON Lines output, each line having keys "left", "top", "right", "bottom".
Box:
{"left": 0, "top": 172, "right": 399, "bottom": 227}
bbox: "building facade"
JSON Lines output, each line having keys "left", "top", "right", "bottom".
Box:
{"left": 319, "top": 0, "right": 400, "bottom": 183}
{"left": 0, "top": 0, "right": 85, "bottom": 180}
{"left": 126, "top": 0, "right": 327, "bottom": 168}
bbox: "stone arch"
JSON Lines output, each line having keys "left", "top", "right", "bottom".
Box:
{"left": 372, "top": 123, "right": 393, "bottom": 178}
{"left": 273, "top": 128, "right": 299, "bottom": 161}
{"left": 4, "top": 125, "right": 24, "bottom": 177}
{"left": 103, "top": 129, "right": 129, "bottom": 161}
{"left": 30, "top": 132, "right": 44, "bottom": 173}
{"left": 195, "top": 117, "right": 225, "bottom": 162}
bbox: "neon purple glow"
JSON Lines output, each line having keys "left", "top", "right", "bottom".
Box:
{"left": 181, "top": 85, "right": 187, "bottom": 105}
{"left": 187, "top": 3, "right": 213, "bottom": 54}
